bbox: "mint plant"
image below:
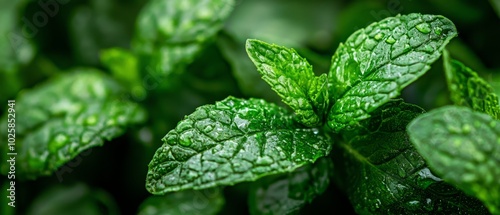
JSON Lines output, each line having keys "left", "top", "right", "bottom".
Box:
{"left": 145, "top": 13, "right": 496, "bottom": 214}
{"left": 2, "top": 0, "right": 500, "bottom": 214}
{"left": 0, "top": 69, "right": 146, "bottom": 179}
{"left": 408, "top": 50, "right": 500, "bottom": 214}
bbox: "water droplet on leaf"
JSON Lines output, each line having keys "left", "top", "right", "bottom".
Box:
{"left": 385, "top": 36, "right": 396, "bottom": 44}
{"left": 409, "top": 200, "right": 419, "bottom": 205}
{"left": 462, "top": 124, "right": 472, "bottom": 134}
{"left": 203, "top": 125, "right": 214, "bottom": 133}
{"left": 81, "top": 131, "right": 94, "bottom": 145}
{"left": 156, "top": 182, "right": 165, "bottom": 190}
{"left": 256, "top": 156, "right": 273, "bottom": 165}
{"left": 434, "top": 27, "right": 442, "bottom": 35}
{"left": 406, "top": 200, "right": 421, "bottom": 210}
{"left": 416, "top": 167, "right": 442, "bottom": 189}
{"left": 234, "top": 115, "right": 250, "bottom": 130}
{"left": 424, "top": 198, "right": 433, "bottom": 211}
{"left": 374, "top": 33, "right": 385, "bottom": 40}
{"left": 49, "top": 134, "right": 69, "bottom": 153}
{"left": 85, "top": 114, "right": 98, "bottom": 125}
{"left": 179, "top": 131, "right": 194, "bottom": 146}
{"left": 416, "top": 23, "right": 431, "bottom": 34}
{"left": 106, "top": 119, "right": 116, "bottom": 126}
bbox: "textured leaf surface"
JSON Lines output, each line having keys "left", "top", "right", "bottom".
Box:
{"left": 327, "top": 13, "right": 457, "bottom": 132}
{"left": 249, "top": 157, "right": 333, "bottom": 215}
{"left": 246, "top": 39, "right": 329, "bottom": 127}
{"left": 443, "top": 50, "right": 500, "bottom": 119}
{"left": 132, "top": 0, "right": 234, "bottom": 81}
{"left": 100, "top": 48, "right": 145, "bottom": 100}
{"left": 138, "top": 188, "right": 224, "bottom": 215}
{"left": 408, "top": 106, "right": 500, "bottom": 214}
{"left": 146, "top": 97, "right": 332, "bottom": 194}
{"left": 0, "top": 69, "right": 146, "bottom": 179}
{"left": 333, "top": 100, "right": 488, "bottom": 214}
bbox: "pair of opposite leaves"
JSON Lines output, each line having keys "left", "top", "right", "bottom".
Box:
{"left": 146, "top": 13, "right": 458, "bottom": 194}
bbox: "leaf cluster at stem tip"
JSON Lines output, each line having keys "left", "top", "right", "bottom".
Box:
{"left": 146, "top": 13, "right": 459, "bottom": 197}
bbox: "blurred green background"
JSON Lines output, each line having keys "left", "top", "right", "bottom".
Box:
{"left": 1, "top": 0, "right": 499, "bottom": 214}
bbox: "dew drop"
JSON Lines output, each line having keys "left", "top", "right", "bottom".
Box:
{"left": 85, "top": 114, "right": 98, "bottom": 125}
{"left": 403, "top": 43, "right": 411, "bottom": 52}
{"left": 177, "top": 120, "right": 193, "bottom": 132}
{"left": 106, "top": 119, "right": 116, "bottom": 126}
{"left": 419, "top": 168, "right": 442, "bottom": 181}
{"left": 416, "top": 167, "right": 442, "bottom": 189}
{"left": 416, "top": 23, "right": 431, "bottom": 34}
{"left": 408, "top": 200, "right": 419, "bottom": 205}
{"left": 374, "top": 33, "right": 385, "bottom": 40}
{"left": 434, "top": 27, "right": 442, "bottom": 35}
{"left": 156, "top": 182, "right": 165, "bottom": 190}
{"left": 203, "top": 125, "right": 214, "bottom": 133}
{"left": 403, "top": 199, "right": 422, "bottom": 210}
{"left": 234, "top": 115, "right": 250, "bottom": 130}
{"left": 312, "top": 128, "right": 319, "bottom": 135}
{"left": 179, "top": 131, "right": 193, "bottom": 146}
{"left": 49, "top": 134, "right": 69, "bottom": 153}
{"left": 374, "top": 199, "right": 381, "bottom": 208}
{"left": 421, "top": 44, "right": 434, "bottom": 53}
{"left": 462, "top": 124, "right": 472, "bottom": 134}
{"left": 424, "top": 198, "right": 433, "bottom": 211}
{"left": 385, "top": 36, "right": 396, "bottom": 44}
{"left": 80, "top": 131, "right": 94, "bottom": 145}
{"left": 164, "top": 134, "right": 178, "bottom": 145}
{"left": 256, "top": 156, "right": 273, "bottom": 165}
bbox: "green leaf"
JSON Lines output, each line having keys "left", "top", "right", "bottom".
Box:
{"left": 327, "top": 13, "right": 458, "bottom": 132}
{"left": 0, "top": 69, "right": 146, "bottom": 179}
{"left": 26, "top": 183, "right": 119, "bottom": 215}
{"left": 138, "top": 188, "right": 224, "bottom": 215}
{"left": 333, "top": 100, "right": 488, "bottom": 214}
{"left": 443, "top": 50, "right": 500, "bottom": 119}
{"left": 246, "top": 39, "right": 329, "bottom": 127}
{"left": 146, "top": 96, "right": 332, "bottom": 194}
{"left": 408, "top": 106, "right": 500, "bottom": 214}
{"left": 132, "top": 0, "right": 234, "bottom": 82}
{"left": 249, "top": 157, "right": 333, "bottom": 215}
{"left": 100, "top": 48, "right": 146, "bottom": 100}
